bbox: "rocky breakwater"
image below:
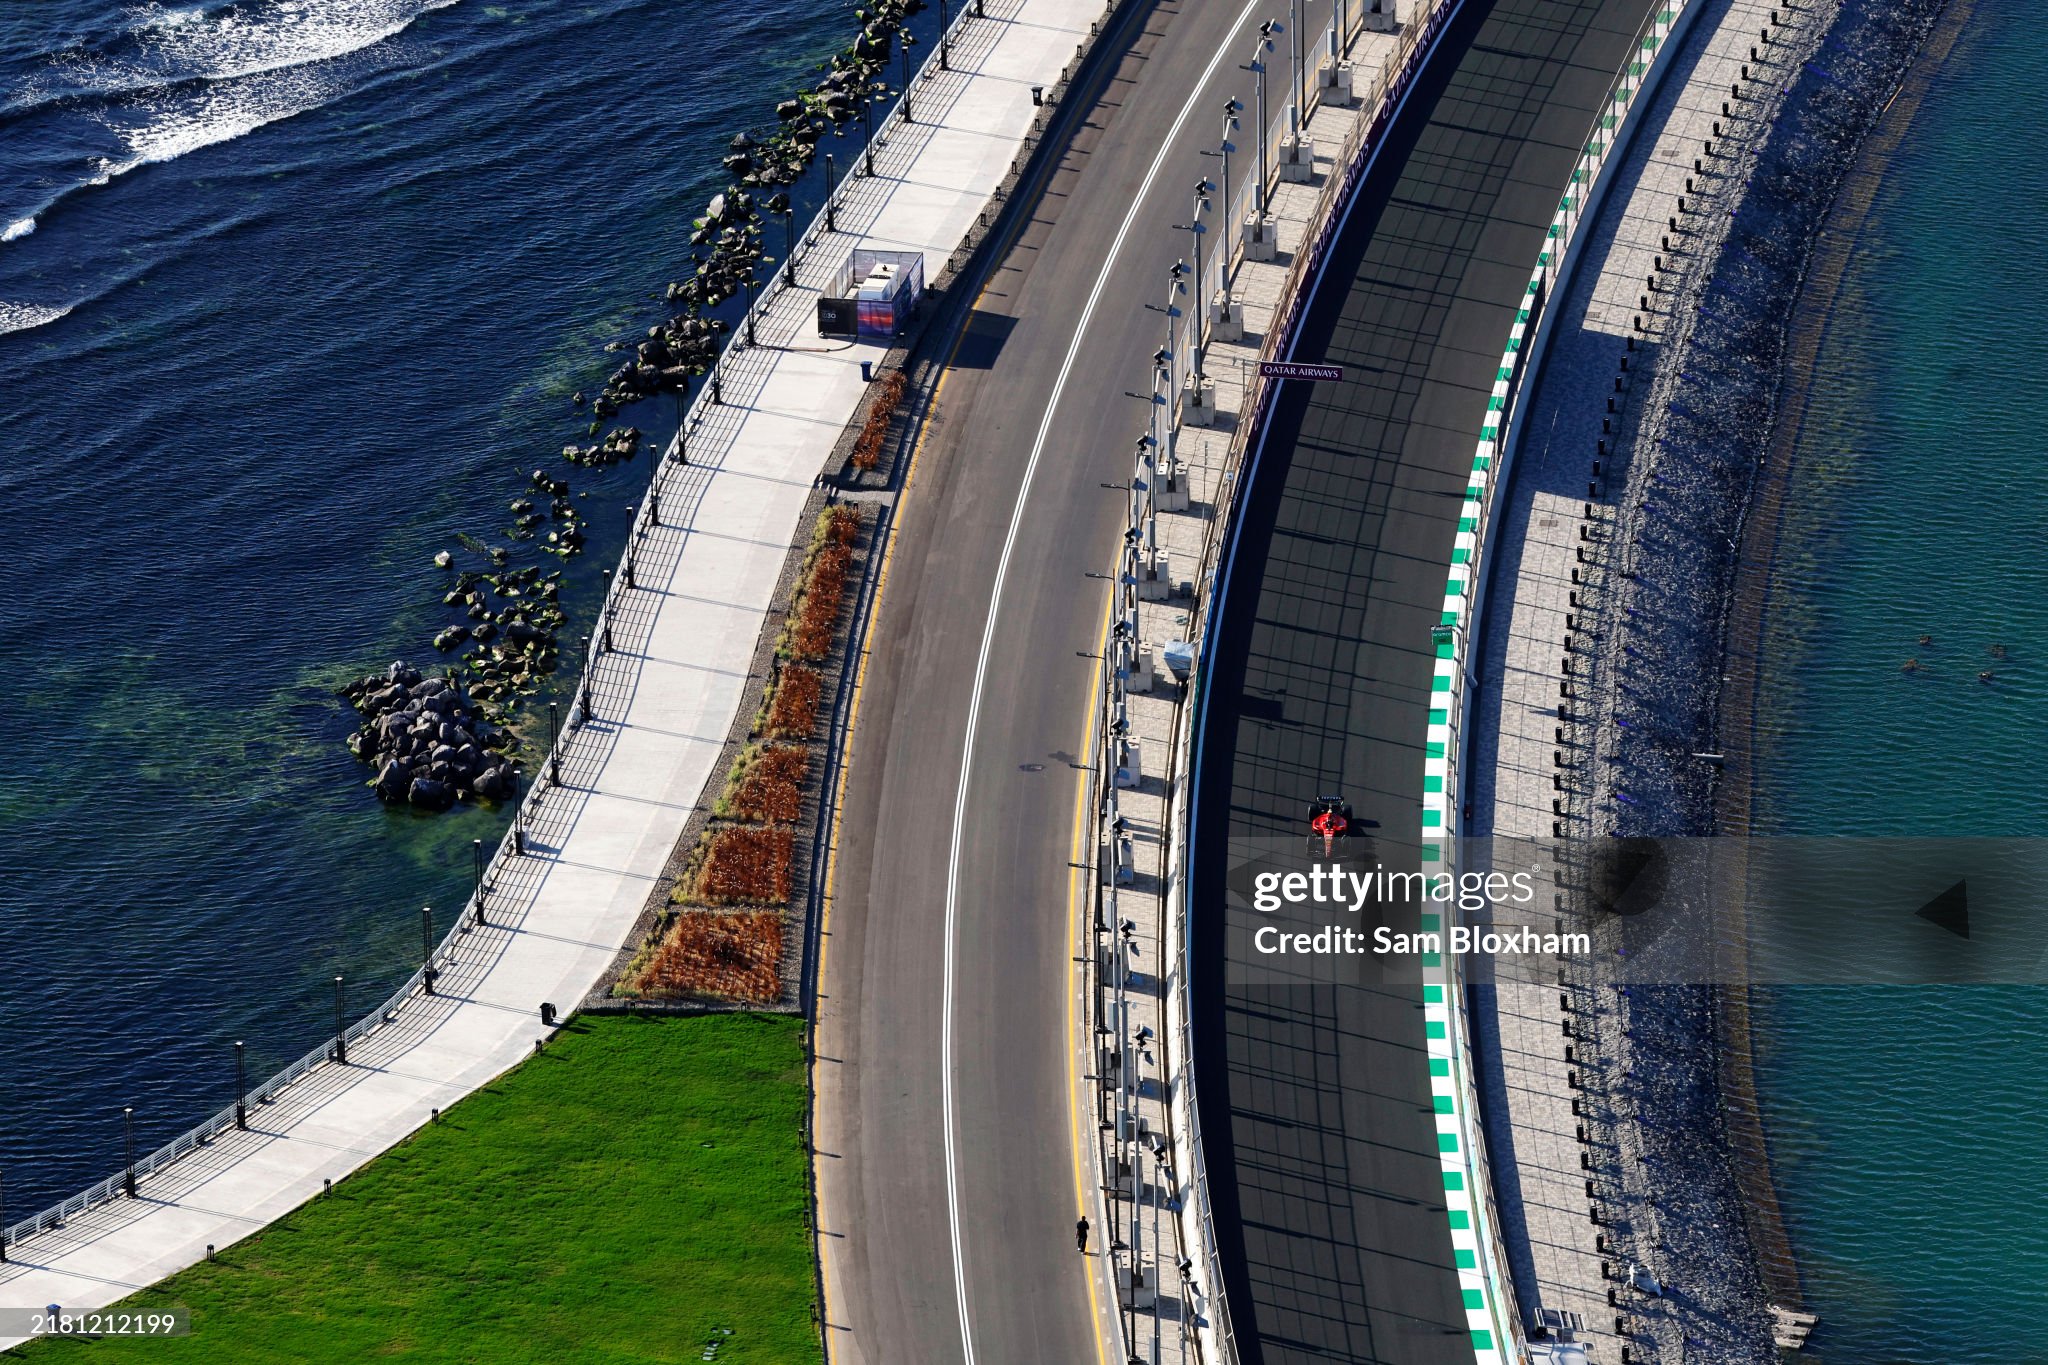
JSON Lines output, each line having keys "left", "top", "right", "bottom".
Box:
{"left": 333, "top": 0, "right": 934, "bottom": 805}
{"left": 342, "top": 662, "right": 519, "bottom": 810}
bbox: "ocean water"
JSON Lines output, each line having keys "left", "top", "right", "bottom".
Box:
{"left": 0, "top": 0, "right": 852, "bottom": 1214}
{"left": 1744, "top": 2, "right": 2048, "bottom": 1357}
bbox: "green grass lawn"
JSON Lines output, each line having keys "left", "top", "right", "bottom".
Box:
{"left": 10, "top": 1013, "right": 819, "bottom": 1365}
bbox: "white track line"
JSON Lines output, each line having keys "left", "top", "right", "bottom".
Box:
{"left": 939, "top": 4, "right": 1264, "bottom": 1360}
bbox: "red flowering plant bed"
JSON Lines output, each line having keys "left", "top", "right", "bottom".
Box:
{"left": 850, "top": 370, "right": 908, "bottom": 471}
{"left": 717, "top": 744, "right": 810, "bottom": 823}
{"left": 627, "top": 910, "right": 783, "bottom": 1001}
{"left": 780, "top": 506, "right": 861, "bottom": 662}
{"left": 682, "top": 825, "right": 794, "bottom": 907}
{"left": 759, "top": 664, "right": 823, "bottom": 740}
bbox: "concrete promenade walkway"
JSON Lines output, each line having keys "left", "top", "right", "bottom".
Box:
{"left": 0, "top": 0, "right": 1102, "bottom": 1343}
{"left": 1466, "top": 0, "right": 1822, "bottom": 1359}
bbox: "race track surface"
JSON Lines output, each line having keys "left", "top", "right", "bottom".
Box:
{"left": 1187, "top": 0, "right": 1658, "bottom": 1359}
{"left": 815, "top": 2, "right": 1337, "bottom": 1362}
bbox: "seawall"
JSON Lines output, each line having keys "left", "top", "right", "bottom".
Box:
{"left": 1571, "top": 0, "right": 1957, "bottom": 1337}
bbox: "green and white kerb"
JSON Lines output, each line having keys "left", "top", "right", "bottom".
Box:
{"left": 1416, "top": 7, "right": 1691, "bottom": 1361}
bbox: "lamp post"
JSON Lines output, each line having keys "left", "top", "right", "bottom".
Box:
{"left": 781, "top": 202, "right": 798, "bottom": 287}
{"left": 825, "top": 152, "right": 839, "bottom": 231}
{"left": 333, "top": 976, "right": 347, "bottom": 1065}
{"left": 1251, "top": 23, "right": 1275, "bottom": 218}
{"left": 234, "top": 1040, "right": 248, "bottom": 1129}
{"left": 472, "top": 838, "right": 486, "bottom": 928}
{"left": 1292, "top": 0, "right": 1305, "bottom": 120}
{"left": 1220, "top": 97, "right": 1239, "bottom": 226}
{"left": 578, "top": 636, "right": 594, "bottom": 720}
{"left": 624, "top": 507, "right": 638, "bottom": 589}
{"left": 1162, "top": 263, "right": 1185, "bottom": 466}
{"left": 548, "top": 701, "right": 562, "bottom": 785}
{"left": 743, "top": 274, "right": 758, "bottom": 348}
{"left": 1149, "top": 351, "right": 1169, "bottom": 508}
{"left": 421, "top": 905, "right": 438, "bottom": 996}
{"left": 122, "top": 1107, "right": 136, "bottom": 1197}
{"left": 600, "top": 569, "right": 614, "bottom": 652}
{"left": 862, "top": 83, "right": 878, "bottom": 174}
{"left": 900, "top": 40, "right": 915, "bottom": 123}
{"left": 1138, "top": 429, "right": 1156, "bottom": 517}
{"left": 939, "top": 0, "right": 950, "bottom": 69}
{"left": 1189, "top": 180, "right": 1213, "bottom": 380}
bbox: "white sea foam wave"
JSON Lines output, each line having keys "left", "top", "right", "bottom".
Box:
{"left": 44, "top": 0, "right": 457, "bottom": 102}
{"left": 0, "top": 301, "right": 74, "bottom": 336}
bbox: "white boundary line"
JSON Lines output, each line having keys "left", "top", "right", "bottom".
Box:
{"left": 938, "top": 3, "right": 1265, "bottom": 1358}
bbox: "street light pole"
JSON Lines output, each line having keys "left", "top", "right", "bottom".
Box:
{"left": 1293, "top": 0, "right": 1305, "bottom": 120}
{"left": 472, "top": 838, "right": 487, "bottom": 927}
{"left": 1220, "top": 98, "right": 1239, "bottom": 232}
{"left": 578, "top": 635, "right": 594, "bottom": 720}
{"left": 1190, "top": 181, "right": 1213, "bottom": 380}
{"left": 861, "top": 89, "right": 877, "bottom": 176}
{"left": 234, "top": 1040, "right": 248, "bottom": 1130}
{"left": 421, "top": 905, "right": 437, "bottom": 996}
{"left": 333, "top": 975, "right": 347, "bottom": 1065}
{"left": 548, "top": 701, "right": 563, "bottom": 786}
{"left": 1162, "top": 264, "right": 1185, "bottom": 466}
{"left": 1252, "top": 23, "right": 1275, "bottom": 218}
{"left": 122, "top": 1106, "right": 136, "bottom": 1197}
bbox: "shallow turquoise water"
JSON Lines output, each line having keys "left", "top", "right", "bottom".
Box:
{"left": 1746, "top": 2, "right": 2048, "bottom": 1357}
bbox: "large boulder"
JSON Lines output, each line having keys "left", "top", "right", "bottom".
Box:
{"left": 473, "top": 765, "right": 514, "bottom": 801}
{"left": 407, "top": 777, "right": 454, "bottom": 811}
{"left": 375, "top": 759, "right": 413, "bottom": 801}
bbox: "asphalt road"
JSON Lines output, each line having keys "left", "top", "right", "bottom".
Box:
{"left": 814, "top": 1, "right": 1334, "bottom": 1362}
{"left": 1186, "top": 0, "right": 1658, "bottom": 1361}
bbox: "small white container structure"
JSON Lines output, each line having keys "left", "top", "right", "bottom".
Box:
{"left": 817, "top": 248, "right": 926, "bottom": 340}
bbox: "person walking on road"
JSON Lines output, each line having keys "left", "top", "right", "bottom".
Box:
{"left": 1076, "top": 1216, "right": 1090, "bottom": 1254}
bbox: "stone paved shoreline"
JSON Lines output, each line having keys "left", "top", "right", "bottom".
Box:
{"left": 1564, "top": 0, "right": 1958, "bottom": 1357}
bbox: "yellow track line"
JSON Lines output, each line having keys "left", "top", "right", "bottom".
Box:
{"left": 814, "top": 186, "right": 1113, "bottom": 1365}
{"left": 1065, "top": 584, "right": 1117, "bottom": 1362}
